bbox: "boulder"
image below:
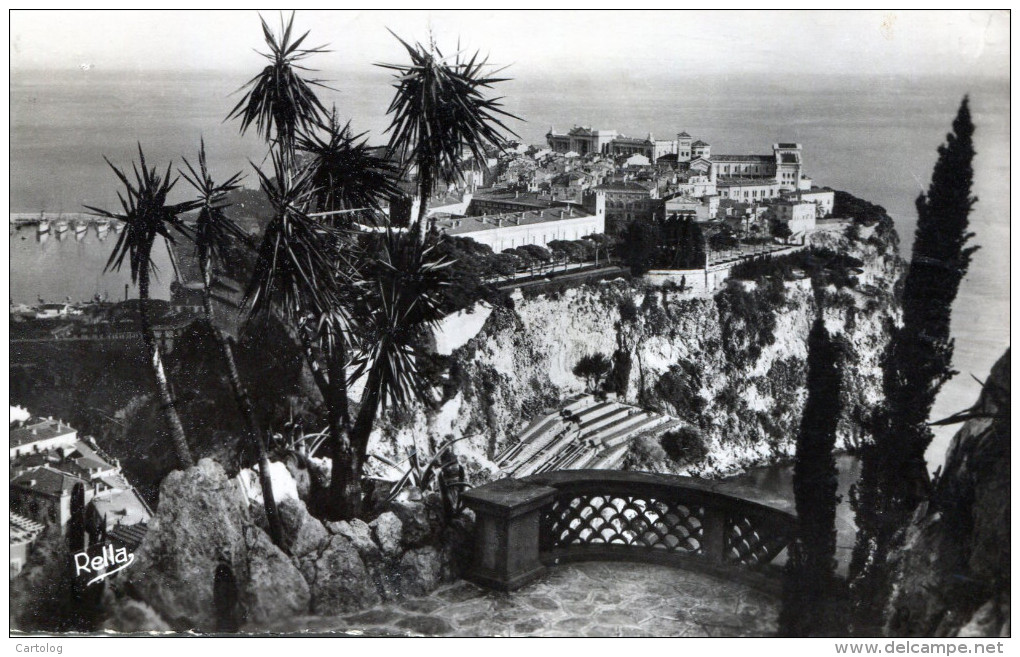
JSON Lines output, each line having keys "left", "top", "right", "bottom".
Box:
{"left": 326, "top": 519, "right": 381, "bottom": 564}
{"left": 127, "top": 458, "right": 311, "bottom": 631}
{"left": 235, "top": 461, "right": 300, "bottom": 505}
{"left": 101, "top": 593, "right": 172, "bottom": 633}
{"left": 390, "top": 494, "right": 443, "bottom": 548}
{"left": 277, "top": 497, "right": 329, "bottom": 558}
{"left": 370, "top": 511, "right": 404, "bottom": 557}
{"left": 239, "top": 525, "right": 311, "bottom": 624}
{"left": 301, "top": 534, "right": 380, "bottom": 615}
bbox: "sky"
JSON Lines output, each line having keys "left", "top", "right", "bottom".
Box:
{"left": 9, "top": 10, "right": 1010, "bottom": 80}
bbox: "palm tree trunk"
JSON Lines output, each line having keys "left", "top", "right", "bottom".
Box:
{"left": 201, "top": 258, "right": 284, "bottom": 549}
{"left": 330, "top": 366, "right": 383, "bottom": 520}
{"left": 138, "top": 263, "right": 193, "bottom": 468}
{"left": 324, "top": 341, "right": 362, "bottom": 520}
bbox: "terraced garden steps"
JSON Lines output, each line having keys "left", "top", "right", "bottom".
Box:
{"left": 498, "top": 395, "right": 679, "bottom": 476}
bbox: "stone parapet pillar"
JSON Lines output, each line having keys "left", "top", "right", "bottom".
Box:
{"left": 462, "top": 478, "right": 557, "bottom": 592}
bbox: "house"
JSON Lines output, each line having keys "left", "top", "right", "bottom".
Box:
{"left": 11, "top": 465, "right": 88, "bottom": 527}
{"left": 10, "top": 417, "right": 78, "bottom": 459}
{"left": 782, "top": 187, "right": 835, "bottom": 217}
{"left": 774, "top": 199, "right": 818, "bottom": 238}
{"left": 593, "top": 180, "right": 660, "bottom": 230}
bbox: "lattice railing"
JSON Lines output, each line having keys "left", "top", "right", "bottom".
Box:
{"left": 541, "top": 494, "right": 704, "bottom": 554}
{"left": 524, "top": 470, "right": 796, "bottom": 575}
{"left": 724, "top": 511, "right": 792, "bottom": 567}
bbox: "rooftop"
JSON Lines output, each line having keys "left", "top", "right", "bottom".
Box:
{"left": 10, "top": 418, "right": 77, "bottom": 449}
{"left": 711, "top": 154, "right": 775, "bottom": 163}
{"left": 436, "top": 205, "right": 596, "bottom": 236}
{"left": 595, "top": 181, "right": 654, "bottom": 193}
{"left": 11, "top": 465, "right": 87, "bottom": 497}
{"left": 715, "top": 178, "right": 779, "bottom": 187}
{"left": 93, "top": 488, "right": 152, "bottom": 527}
{"left": 472, "top": 189, "right": 558, "bottom": 209}
{"left": 108, "top": 522, "right": 149, "bottom": 551}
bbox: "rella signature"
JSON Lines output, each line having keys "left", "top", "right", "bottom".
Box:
{"left": 73, "top": 545, "right": 135, "bottom": 586}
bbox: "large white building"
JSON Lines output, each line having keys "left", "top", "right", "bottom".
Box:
{"left": 434, "top": 191, "right": 606, "bottom": 253}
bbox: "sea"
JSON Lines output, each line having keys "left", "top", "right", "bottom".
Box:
{"left": 9, "top": 68, "right": 1009, "bottom": 468}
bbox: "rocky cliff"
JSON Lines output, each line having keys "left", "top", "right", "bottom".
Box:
{"left": 365, "top": 218, "right": 902, "bottom": 481}
{"left": 884, "top": 350, "right": 1010, "bottom": 637}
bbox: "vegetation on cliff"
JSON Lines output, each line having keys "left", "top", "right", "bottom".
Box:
{"left": 850, "top": 96, "right": 978, "bottom": 632}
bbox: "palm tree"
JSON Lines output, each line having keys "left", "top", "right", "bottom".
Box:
{"left": 86, "top": 145, "right": 198, "bottom": 467}
{"left": 378, "top": 32, "right": 520, "bottom": 229}
{"left": 296, "top": 109, "right": 403, "bottom": 228}
{"left": 179, "top": 139, "right": 285, "bottom": 548}
{"left": 226, "top": 12, "right": 330, "bottom": 159}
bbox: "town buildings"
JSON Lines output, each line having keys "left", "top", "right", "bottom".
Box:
{"left": 433, "top": 188, "right": 606, "bottom": 253}
{"left": 9, "top": 409, "right": 151, "bottom": 575}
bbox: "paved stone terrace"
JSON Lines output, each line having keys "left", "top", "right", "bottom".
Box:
{"left": 253, "top": 562, "right": 779, "bottom": 637}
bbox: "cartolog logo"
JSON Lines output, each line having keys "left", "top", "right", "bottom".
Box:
{"left": 73, "top": 545, "right": 135, "bottom": 586}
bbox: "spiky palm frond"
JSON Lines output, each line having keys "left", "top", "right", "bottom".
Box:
{"left": 349, "top": 228, "right": 452, "bottom": 411}
{"left": 377, "top": 33, "right": 520, "bottom": 202}
{"left": 179, "top": 138, "right": 248, "bottom": 268}
{"left": 226, "top": 12, "right": 331, "bottom": 149}
{"left": 296, "top": 110, "right": 402, "bottom": 227}
{"left": 244, "top": 149, "right": 350, "bottom": 327}
{"left": 86, "top": 144, "right": 197, "bottom": 283}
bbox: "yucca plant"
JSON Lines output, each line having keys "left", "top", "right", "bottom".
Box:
{"left": 179, "top": 140, "right": 285, "bottom": 549}
{"left": 296, "top": 109, "right": 403, "bottom": 228}
{"left": 378, "top": 33, "right": 520, "bottom": 229}
{"left": 86, "top": 144, "right": 198, "bottom": 467}
{"left": 328, "top": 228, "right": 452, "bottom": 518}
{"left": 227, "top": 12, "right": 331, "bottom": 158}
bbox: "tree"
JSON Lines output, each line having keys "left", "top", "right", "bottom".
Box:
{"left": 619, "top": 220, "right": 661, "bottom": 276}
{"left": 849, "top": 96, "right": 978, "bottom": 631}
{"left": 227, "top": 12, "right": 330, "bottom": 159}
{"left": 296, "top": 110, "right": 402, "bottom": 226}
{"left": 654, "top": 362, "right": 705, "bottom": 421}
{"left": 86, "top": 145, "right": 198, "bottom": 467}
{"left": 573, "top": 352, "right": 612, "bottom": 392}
{"left": 378, "top": 33, "right": 519, "bottom": 229}
{"left": 780, "top": 316, "right": 841, "bottom": 636}
{"left": 179, "top": 139, "right": 285, "bottom": 549}
{"left": 772, "top": 219, "right": 793, "bottom": 242}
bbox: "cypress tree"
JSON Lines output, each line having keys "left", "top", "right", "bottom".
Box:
{"left": 850, "top": 96, "right": 978, "bottom": 631}
{"left": 780, "top": 315, "right": 841, "bottom": 636}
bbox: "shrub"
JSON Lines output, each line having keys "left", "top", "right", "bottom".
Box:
{"left": 659, "top": 427, "right": 709, "bottom": 466}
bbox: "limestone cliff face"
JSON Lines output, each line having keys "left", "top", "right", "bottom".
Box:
{"left": 365, "top": 221, "right": 902, "bottom": 481}
{"left": 884, "top": 350, "right": 1010, "bottom": 637}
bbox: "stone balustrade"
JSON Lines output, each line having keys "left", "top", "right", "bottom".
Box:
{"left": 463, "top": 469, "right": 797, "bottom": 593}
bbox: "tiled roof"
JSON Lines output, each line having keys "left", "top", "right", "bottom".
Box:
{"left": 11, "top": 466, "right": 86, "bottom": 497}
{"left": 10, "top": 419, "right": 77, "bottom": 449}
{"left": 692, "top": 140, "right": 709, "bottom": 147}
{"left": 677, "top": 132, "right": 693, "bottom": 139}
{"left": 595, "top": 182, "right": 654, "bottom": 193}
{"left": 108, "top": 522, "right": 149, "bottom": 551}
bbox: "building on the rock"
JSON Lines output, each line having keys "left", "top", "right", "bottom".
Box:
{"left": 433, "top": 190, "right": 605, "bottom": 253}
{"left": 10, "top": 417, "right": 78, "bottom": 459}
{"left": 716, "top": 177, "right": 782, "bottom": 202}
{"left": 782, "top": 187, "right": 835, "bottom": 217}
{"left": 594, "top": 180, "right": 660, "bottom": 229}
{"left": 773, "top": 199, "right": 818, "bottom": 238}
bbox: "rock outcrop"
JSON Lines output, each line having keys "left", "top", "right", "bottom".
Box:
{"left": 362, "top": 220, "right": 902, "bottom": 481}
{"left": 117, "top": 458, "right": 473, "bottom": 630}
{"left": 885, "top": 350, "right": 1010, "bottom": 637}
{"left": 125, "top": 458, "right": 309, "bottom": 631}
